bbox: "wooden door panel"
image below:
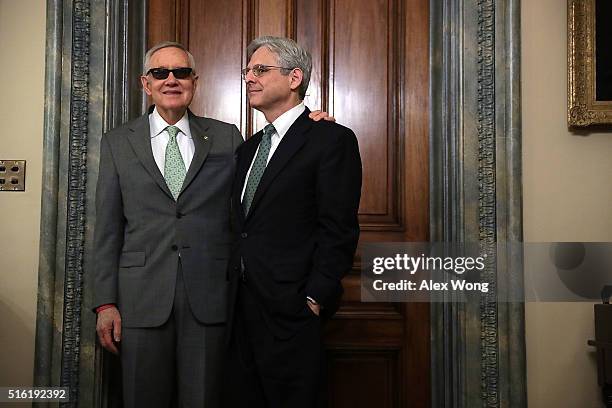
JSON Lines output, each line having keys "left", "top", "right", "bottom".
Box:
{"left": 331, "top": 0, "right": 397, "bottom": 223}
{"left": 188, "top": 0, "right": 245, "bottom": 126}
{"left": 255, "top": 0, "right": 292, "bottom": 37}
{"left": 328, "top": 351, "right": 398, "bottom": 408}
{"left": 296, "top": 0, "right": 324, "bottom": 112}
{"left": 147, "top": 0, "right": 429, "bottom": 406}
{"left": 148, "top": 0, "right": 180, "bottom": 46}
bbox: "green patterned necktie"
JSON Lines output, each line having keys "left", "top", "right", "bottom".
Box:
{"left": 243, "top": 124, "right": 275, "bottom": 216}
{"left": 163, "top": 125, "right": 187, "bottom": 200}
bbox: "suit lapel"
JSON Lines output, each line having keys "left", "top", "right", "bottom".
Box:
{"left": 246, "top": 109, "right": 312, "bottom": 220}
{"left": 180, "top": 111, "right": 211, "bottom": 195}
{"left": 126, "top": 114, "right": 174, "bottom": 199}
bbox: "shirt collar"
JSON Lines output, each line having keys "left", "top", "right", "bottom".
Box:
{"left": 268, "top": 102, "right": 306, "bottom": 139}
{"left": 150, "top": 106, "right": 192, "bottom": 139}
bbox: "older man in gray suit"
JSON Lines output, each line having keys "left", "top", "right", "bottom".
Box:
{"left": 93, "top": 42, "right": 241, "bottom": 407}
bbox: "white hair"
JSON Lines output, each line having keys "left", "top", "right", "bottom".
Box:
{"left": 143, "top": 41, "right": 196, "bottom": 74}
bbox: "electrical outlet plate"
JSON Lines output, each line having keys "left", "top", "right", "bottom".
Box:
{"left": 0, "top": 160, "right": 26, "bottom": 191}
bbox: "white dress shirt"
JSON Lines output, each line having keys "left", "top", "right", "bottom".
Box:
{"left": 149, "top": 107, "right": 195, "bottom": 173}
{"left": 240, "top": 102, "right": 306, "bottom": 201}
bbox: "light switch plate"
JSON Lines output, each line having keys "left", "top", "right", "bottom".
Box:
{"left": 0, "top": 160, "right": 26, "bottom": 191}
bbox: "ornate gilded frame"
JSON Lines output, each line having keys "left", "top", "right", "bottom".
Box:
{"left": 568, "top": 0, "right": 612, "bottom": 126}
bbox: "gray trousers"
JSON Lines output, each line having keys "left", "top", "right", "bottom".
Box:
{"left": 121, "top": 263, "right": 225, "bottom": 407}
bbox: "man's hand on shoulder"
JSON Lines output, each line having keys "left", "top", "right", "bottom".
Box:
{"left": 309, "top": 110, "right": 336, "bottom": 122}
{"left": 96, "top": 305, "right": 122, "bottom": 355}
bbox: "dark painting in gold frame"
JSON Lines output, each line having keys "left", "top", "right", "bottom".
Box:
{"left": 568, "top": 0, "right": 612, "bottom": 127}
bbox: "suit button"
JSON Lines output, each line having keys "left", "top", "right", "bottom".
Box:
{"left": 176, "top": 212, "right": 183, "bottom": 219}
{"left": 171, "top": 245, "right": 178, "bottom": 251}
{"left": 233, "top": 266, "right": 239, "bottom": 272}
{"left": 241, "top": 232, "right": 248, "bottom": 239}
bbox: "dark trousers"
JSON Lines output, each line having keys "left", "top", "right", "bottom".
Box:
{"left": 120, "top": 264, "right": 225, "bottom": 408}
{"left": 225, "top": 281, "right": 324, "bottom": 408}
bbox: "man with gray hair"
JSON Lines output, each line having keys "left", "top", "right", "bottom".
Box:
{"left": 225, "top": 36, "right": 362, "bottom": 407}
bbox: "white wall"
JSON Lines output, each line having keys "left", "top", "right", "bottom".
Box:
{"left": 0, "top": 0, "right": 46, "bottom": 395}
{"left": 522, "top": 0, "right": 612, "bottom": 407}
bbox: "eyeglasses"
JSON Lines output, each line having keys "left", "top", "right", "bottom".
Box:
{"left": 146, "top": 67, "right": 194, "bottom": 80}
{"left": 241, "top": 64, "right": 293, "bottom": 80}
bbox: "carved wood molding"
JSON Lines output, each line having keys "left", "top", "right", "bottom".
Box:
{"left": 60, "top": 1, "right": 90, "bottom": 404}
{"left": 35, "top": 1, "right": 146, "bottom": 407}
{"left": 476, "top": 0, "right": 500, "bottom": 405}
{"left": 430, "top": 0, "right": 525, "bottom": 406}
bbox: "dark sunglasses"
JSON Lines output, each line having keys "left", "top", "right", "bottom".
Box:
{"left": 146, "top": 67, "right": 194, "bottom": 80}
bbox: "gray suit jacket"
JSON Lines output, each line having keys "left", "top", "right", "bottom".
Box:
{"left": 93, "top": 109, "right": 243, "bottom": 328}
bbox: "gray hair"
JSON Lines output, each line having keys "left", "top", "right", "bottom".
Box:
{"left": 143, "top": 41, "right": 196, "bottom": 74}
{"left": 246, "top": 36, "right": 312, "bottom": 100}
